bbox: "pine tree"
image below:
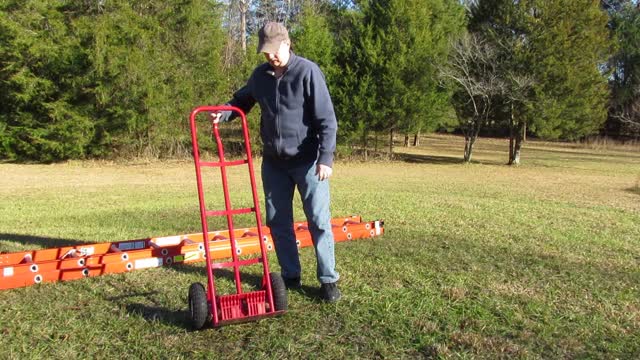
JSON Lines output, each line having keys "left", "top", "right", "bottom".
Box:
{"left": 85, "top": 0, "right": 227, "bottom": 158}
{"left": 342, "top": 0, "right": 465, "bottom": 156}
{"left": 525, "top": 0, "right": 612, "bottom": 140}
{"left": 290, "top": 4, "right": 337, "bottom": 81}
{"left": 0, "top": 0, "right": 94, "bottom": 161}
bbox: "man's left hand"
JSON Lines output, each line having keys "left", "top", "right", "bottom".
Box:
{"left": 316, "top": 164, "right": 333, "bottom": 181}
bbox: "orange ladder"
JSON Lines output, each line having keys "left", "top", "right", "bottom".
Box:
{"left": 0, "top": 216, "right": 383, "bottom": 291}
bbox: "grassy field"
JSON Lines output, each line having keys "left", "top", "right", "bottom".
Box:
{"left": 1, "top": 134, "right": 639, "bottom": 359}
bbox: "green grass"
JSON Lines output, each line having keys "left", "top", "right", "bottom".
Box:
{"left": 1, "top": 134, "right": 639, "bottom": 359}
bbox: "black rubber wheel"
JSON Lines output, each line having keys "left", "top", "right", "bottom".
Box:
{"left": 188, "top": 282, "right": 210, "bottom": 330}
{"left": 269, "top": 272, "right": 288, "bottom": 311}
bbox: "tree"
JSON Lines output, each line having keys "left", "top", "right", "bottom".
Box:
{"left": 467, "top": 0, "right": 535, "bottom": 165}
{"left": 525, "top": 0, "right": 612, "bottom": 141}
{"left": 441, "top": 32, "right": 505, "bottom": 162}
{"left": 341, "top": 0, "right": 464, "bottom": 157}
{"left": 290, "top": 3, "right": 337, "bottom": 81}
{"left": 85, "top": 0, "right": 228, "bottom": 158}
{"left": 0, "top": 0, "right": 229, "bottom": 161}
{"left": 0, "top": 0, "right": 95, "bottom": 161}
{"left": 606, "top": 1, "right": 640, "bottom": 137}
{"left": 458, "top": 0, "right": 612, "bottom": 164}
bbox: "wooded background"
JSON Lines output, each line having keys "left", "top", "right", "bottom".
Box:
{"left": 1, "top": 0, "right": 638, "bottom": 163}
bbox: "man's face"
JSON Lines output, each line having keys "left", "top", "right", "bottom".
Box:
{"left": 264, "top": 41, "right": 291, "bottom": 69}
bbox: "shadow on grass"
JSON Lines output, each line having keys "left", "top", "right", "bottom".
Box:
{"left": 106, "top": 266, "right": 322, "bottom": 330}
{"left": 396, "top": 152, "right": 508, "bottom": 166}
{"left": 526, "top": 146, "right": 640, "bottom": 161}
{"left": 104, "top": 290, "right": 190, "bottom": 328}
{"left": 167, "top": 264, "right": 265, "bottom": 288}
{"left": 396, "top": 153, "right": 464, "bottom": 165}
{"left": 0, "top": 233, "right": 87, "bottom": 249}
{"left": 125, "top": 303, "right": 190, "bottom": 328}
{"left": 627, "top": 186, "right": 640, "bottom": 196}
{"left": 170, "top": 264, "right": 322, "bottom": 301}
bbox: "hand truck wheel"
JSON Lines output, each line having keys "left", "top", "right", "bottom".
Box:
{"left": 188, "top": 282, "right": 210, "bottom": 329}
{"left": 269, "top": 272, "right": 288, "bottom": 311}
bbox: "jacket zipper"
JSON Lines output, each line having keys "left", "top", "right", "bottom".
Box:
{"left": 275, "top": 76, "right": 282, "bottom": 157}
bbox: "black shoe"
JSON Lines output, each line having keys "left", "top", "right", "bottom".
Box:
{"left": 283, "top": 276, "right": 301, "bottom": 289}
{"left": 320, "top": 282, "right": 341, "bottom": 303}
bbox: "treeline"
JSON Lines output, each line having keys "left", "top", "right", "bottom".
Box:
{"left": 0, "top": 0, "right": 638, "bottom": 163}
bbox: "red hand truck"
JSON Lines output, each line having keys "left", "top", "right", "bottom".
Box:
{"left": 187, "top": 105, "right": 287, "bottom": 329}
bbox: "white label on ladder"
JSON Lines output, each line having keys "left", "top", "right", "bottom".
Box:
{"left": 152, "top": 236, "right": 181, "bottom": 247}
{"left": 119, "top": 241, "right": 146, "bottom": 251}
{"left": 375, "top": 221, "right": 381, "bottom": 235}
{"left": 134, "top": 257, "right": 163, "bottom": 270}
{"left": 3, "top": 267, "right": 14, "bottom": 277}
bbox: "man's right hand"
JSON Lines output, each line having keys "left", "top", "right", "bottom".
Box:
{"left": 210, "top": 111, "right": 222, "bottom": 124}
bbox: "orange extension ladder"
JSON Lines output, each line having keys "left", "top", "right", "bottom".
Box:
{"left": 0, "top": 216, "right": 383, "bottom": 291}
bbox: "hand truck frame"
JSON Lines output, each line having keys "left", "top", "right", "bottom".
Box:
{"left": 187, "top": 105, "right": 286, "bottom": 329}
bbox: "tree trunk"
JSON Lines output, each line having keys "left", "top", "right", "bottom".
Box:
{"left": 508, "top": 104, "right": 515, "bottom": 165}
{"left": 413, "top": 130, "right": 420, "bottom": 146}
{"left": 404, "top": 134, "right": 410, "bottom": 147}
{"left": 362, "top": 129, "right": 369, "bottom": 161}
{"left": 514, "top": 120, "right": 527, "bottom": 165}
{"left": 239, "top": 0, "right": 248, "bottom": 53}
{"left": 389, "top": 128, "right": 394, "bottom": 157}
{"left": 509, "top": 137, "right": 515, "bottom": 164}
{"left": 463, "top": 137, "right": 471, "bottom": 162}
{"left": 512, "top": 134, "right": 522, "bottom": 165}
{"left": 509, "top": 119, "right": 525, "bottom": 166}
{"left": 464, "top": 121, "right": 481, "bottom": 162}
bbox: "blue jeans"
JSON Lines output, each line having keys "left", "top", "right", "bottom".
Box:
{"left": 261, "top": 159, "right": 339, "bottom": 284}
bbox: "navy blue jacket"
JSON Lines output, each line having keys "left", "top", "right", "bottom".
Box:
{"left": 223, "top": 52, "right": 337, "bottom": 168}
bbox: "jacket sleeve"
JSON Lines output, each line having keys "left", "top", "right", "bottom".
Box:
{"left": 308, "top": 65, "right": 337, "bottom": 167}
{"left": 220, "top": 81, "right": 256, "bottom": 122}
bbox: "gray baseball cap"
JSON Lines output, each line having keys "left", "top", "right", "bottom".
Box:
{"left": 257, "top": 22, "right": 289, "bottom": 54}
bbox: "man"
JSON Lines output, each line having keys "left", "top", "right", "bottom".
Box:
{"left": 212, "top": 22, "right": 340, "bottom": 302}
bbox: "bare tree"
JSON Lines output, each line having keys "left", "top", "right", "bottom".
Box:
{"left": 503, "top": 73, "right": 535, "bottom": 165}
{"left": 238, "top": 0, "right": 249, "bottom": 53}
{"left": 440, "top": 32, "right": 505, "bottom": 162}
{"left": 614, "top": 97, "right": 640, "bottom": 133}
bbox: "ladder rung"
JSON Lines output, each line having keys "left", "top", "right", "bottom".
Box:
{"left": 199, "top": 159, "right": 248, "bottom": 167}
{"left": 59, "top": 249, "right": 80, "bottom": 260}
{"left": 21, "top": 254, "right": 33, "bottom": 264}
{"left": 212, "top": 257, "right": 262, "bottom": 269}
{"left": 206, "top": 208, "right": 254, "bottom": 217}
{"left": 181, "top": 238, "right": 196, "bottom": 245}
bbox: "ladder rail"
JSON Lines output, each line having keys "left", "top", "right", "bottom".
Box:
{"left": 0, "top": 217, "right": 384, "bottom": 291}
